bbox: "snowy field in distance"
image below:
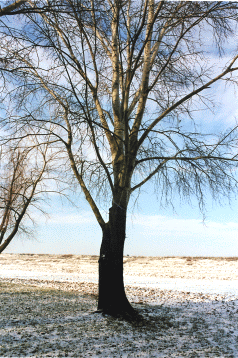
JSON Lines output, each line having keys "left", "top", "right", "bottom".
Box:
{"left": 1, "top": 254, "right": 238, "bottom": 298}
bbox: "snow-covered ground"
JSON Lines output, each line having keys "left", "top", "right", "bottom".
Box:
{"left": 1, "top": 253, "right": 238, "bottom": 297}
{"left": 1, "top": 268, "right": 238, "bottom": 298}
{"left": 0, "top": 254, "right": 238, "bottom": 357}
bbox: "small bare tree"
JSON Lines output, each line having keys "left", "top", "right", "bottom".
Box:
{"left": 0, "top": 141, "right": 50, "bottom": 253}
{"left": 1, "top": 0, "right": 238, "bottom": 317}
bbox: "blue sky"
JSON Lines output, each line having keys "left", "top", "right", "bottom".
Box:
{"left": 4, "top": 185, "right": 238, "bottom": 257}
{"left": 4, "top": 65, "right": 238, "bottom": 257}
{"left": 3, "top": 15, "right": 238, "bottom": 257}
{"left": 5, "top": 166, "right": 238, "bottom": 257}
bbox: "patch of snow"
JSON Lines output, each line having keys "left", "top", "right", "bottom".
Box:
{"left": 1, "top": 269, "right": 238, "bottom": 298}
{"left": 125, "top": 276, "right": 238, "bottom": 297}
{"left": 0, "top": 269, "right": 97, "bottom": 284}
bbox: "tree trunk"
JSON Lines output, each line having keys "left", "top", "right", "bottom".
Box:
{"left": 98, "top": 204, "right": 135, "bottom": 316}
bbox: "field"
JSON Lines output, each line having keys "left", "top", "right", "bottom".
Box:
{"left": 0, "top": 254, "right": 238, "bottom": 357}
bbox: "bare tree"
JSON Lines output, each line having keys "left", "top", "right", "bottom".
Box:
{"left": 1, "top": 0, "right": 238, "bottom": 317}
{"left": 0, "top": 140, "right": 51, "bottom": 253}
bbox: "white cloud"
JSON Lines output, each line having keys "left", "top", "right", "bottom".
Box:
{"left": 26, "top": 206, "right": 97, "bottom": 226}
{"left": 128, "top": 213, "right": 238, "bottom": 238}
{"left": 49, "top": 212, "right": 95, "bottom": 225}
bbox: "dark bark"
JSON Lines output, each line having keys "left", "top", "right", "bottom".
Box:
{"left": 98, "top": 204, "right": 135, "bottom": 316}
{"left": 0, "top": 217, "right": 23, "bottom": 254}
{"left": 0, "top": 235, "right": 13, "bottom": 253}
